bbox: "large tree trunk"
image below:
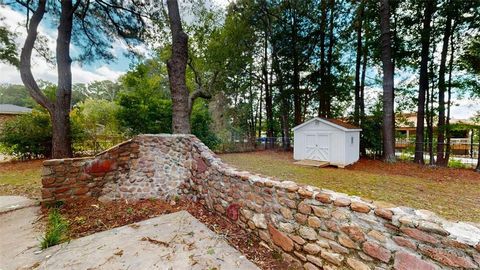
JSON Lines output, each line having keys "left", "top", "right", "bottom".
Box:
{"left": 324, "top": 0, "right": 335, "bottom": 118}
{"left": 273, "top": 40, "right": 290, "bottom": 150}
{"left": 257, "top": 87, "right": 263, "bottom": 138}
{"left": 414, "top": 0, "right": 435, "bottom": 164}
{"left": 20, "top": 0, "right": 75, "bottom": 158}
{"left": 427, "top": 49, "right": 436, "bottom": 165}
{"left": 317, "top": 0, "right": 328, "bottom": 117}
{"left": 379, "top": 0, "right": 396, "bottom": 162}
{"left": 354, "top": 1, "right": 364, "bottom": 126}
{"left": 263, "top": 27, "right": 274, "bottom": 149}
{"left": 359, "top": 36, "right": 368, "bottom": 156}
{"left": 167, "top": 0, "right": 191, "bottom": 134}
{"left": 445, "top": 29, "right": 456, "bottom": 164}
{"left": 476, "top": 130, "right": 480, "bottom": 172}
{"left": 52, "top": 0, "right": 75, "bottom": 158}
{"left": 436, "top": 5, "right": 452, "bottom": 166}
{"left": 292, "top": 7, "right": 302, "bottom": 126}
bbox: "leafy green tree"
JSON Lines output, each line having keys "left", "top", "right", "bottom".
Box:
{"left": 116, "top": 92, "right": 173, "bottom": 135}
{"left": 14, "top": 0, "right": 147, "bottom": 158}
{"left": 191, "top": 100, "right": 219, "bottom": 148}
{"left": 0, "top": 22, "right": 18, "bottom": 66}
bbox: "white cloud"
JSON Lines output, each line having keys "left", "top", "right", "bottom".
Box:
{"left": 0, "top": 5, "right": 126, "bottom": 85}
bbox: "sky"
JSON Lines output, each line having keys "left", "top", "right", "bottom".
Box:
{"left": 0, "top": 0, "right": 479, "bottom": 119}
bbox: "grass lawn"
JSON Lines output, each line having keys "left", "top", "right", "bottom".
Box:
{"left": 0, "top": 160, "right": 43, "bottom": 199}
{"left": 219, "top": 151, "right": 480, "bottom": 223}
{"left": 1, "top": 152, "right": 479, "bottom": 223}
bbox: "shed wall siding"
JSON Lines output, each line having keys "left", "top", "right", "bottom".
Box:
{"left": 293, "top": 119, "right": 360, "bottom": 166}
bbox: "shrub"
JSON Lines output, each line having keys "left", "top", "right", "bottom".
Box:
{"left": 116, "top": 92, "right": 172, "bottom": 135}
{"left": 448, "top": 159, "right": 468, "bottom": 169}
{"left": 0, "top": 110, "right": 52, "bottom": 159}
{"left": 0, "top": 109, "right": 86, "bottom": 159}
{"left": 72, "top": 99, "right": 123, "bottom": 153}
{"left": 191, "top": 101, "right": 219, "bottom": 149}
{"left": 40, "top": 208, "right": 69, "bottom": 249}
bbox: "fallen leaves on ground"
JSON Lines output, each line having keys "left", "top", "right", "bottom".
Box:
{"left": 54, "top": 198, "right": 291, "bottom": 270}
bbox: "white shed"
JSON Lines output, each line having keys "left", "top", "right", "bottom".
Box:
{"left": 292, "top": 117, "right": 362, "bottom": 167}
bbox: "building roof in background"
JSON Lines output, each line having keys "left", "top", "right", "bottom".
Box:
{"left": 396, "top": 112, "right": 479, "bottom": 128}
{"left": 0, "top": 104, "right": 32, "bottom": 115}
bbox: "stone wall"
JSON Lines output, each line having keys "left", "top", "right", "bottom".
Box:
{"left": 42, "top": 134, "right": 480, "bottom": 270}
{"left": 187, "top": 137, "right": 480, "bottom": 270}
{"left": 42, "top": 134, "right": 195, "bottom": 203}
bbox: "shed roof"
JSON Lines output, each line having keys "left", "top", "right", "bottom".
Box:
{"left": 292, "top": 117, "right": 362, "bottom": 132}
{"left": 0, "top": 104, "right": 33, "bottom": 115}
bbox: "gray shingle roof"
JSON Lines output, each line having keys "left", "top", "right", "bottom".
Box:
{"left": 0, "top": 104, "right": 33, "bottom": 114}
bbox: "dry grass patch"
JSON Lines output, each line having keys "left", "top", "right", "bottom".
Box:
{"left": 219, "top": 151, "right": 480, "bottom": 223}
{"left": 0, "top": 159, "right": 43, "bottom": 198}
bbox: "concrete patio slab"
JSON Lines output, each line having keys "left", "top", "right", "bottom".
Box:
{"left": 0, "top": 205, "right": 43, "bottom": 270}
{"left": 6, "top": 211, "right": 259, "bottom": 270}
{"left": 0, "top": 196, "right": 37, "bottom": 213}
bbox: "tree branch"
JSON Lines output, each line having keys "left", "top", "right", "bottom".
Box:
{"left": 19, "top": 0, "right": 53, "bottom": 112}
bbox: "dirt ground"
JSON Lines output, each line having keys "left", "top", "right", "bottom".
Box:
{"left": 55, "top": 198, "right": 291, "bottom": 270}
{"left": 220, "top": 150, "right": 480, "bottom": 223}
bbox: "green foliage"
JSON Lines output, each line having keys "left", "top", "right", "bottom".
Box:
{"left": 0, "top": 84, "right": 36, "bottom": 107}
{"left": 448, "top": 159, "right": 468, "bottom": 169}
{"left": 116, "top": 92, "right": 173, "bottom": 135}
{"left": 0, "top": 23, "right": 18, "bottom": 67}
{"left": 40, "top": 208, "right": 69, "bottom": 250}
{"left": 0, "top": 110, "right": 52, "bottom": 159}
{"left": 73, "top": 99, "right": 121, "bottom": 137}
{"left": 71, "top": 99, "right": 123, "bottom": 153}
{"left": 0, "top": 109, "right": 85, "bottom": 159}
{"left": 460, "top": 29, "right": 480, "bottom": 74}
{"left": 361, "top": 98, "right": 384, "bottom": 157}
{"left": 191, "top": 101, "right": 219, "bottom": 149}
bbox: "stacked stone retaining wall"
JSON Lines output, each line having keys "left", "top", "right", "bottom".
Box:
{"left": 42, "top": 134, "right": 480, "bottom": 270}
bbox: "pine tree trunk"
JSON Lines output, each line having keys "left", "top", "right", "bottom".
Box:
{"left": 167, "top": 0, "right": 191, "bottom": 134}
{"left": 291, "top": 7, "right": 302, "bottom": 126}
{"left": 354, "top": 2, "right": 364, "bottom": 126}
{"left": 379, "top": 0, "right": 396, "bottom": 162}
{"left": 258, "top": 87, "right": 263, "bottom": 138}
{"left": 428, "top": 52, "right": 436, "bottom": 165}
{"left": 476, "top": 130, "right": 480, "bottom": 172}
{"left": 414, "top": 0, "right": 435, "bottom": 164}
{"left": 263, "top": 28, "right": 274, "bottom": 149}
{"left": 325, "top": 0, "right": 335, "bottom": 118}
{"left": 51, "top": 0, "right": 75, "bottom": 158}
{"left": 436, "top": 6, "right": 452, "bottom": 166}
{"left": 445, "top": 30, "right": 456, "bottom": 164}
{"left": 20, "top": 0, "right": 75, "bottom": 158}
{"left": 318, "top": 0, "right": 328, "bottom": 117}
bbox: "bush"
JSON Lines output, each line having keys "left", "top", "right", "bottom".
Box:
{"left": 191, "top": 101, "right": 219, "bottom": 149}
{"left": 0, "top": 109, "right": 85, "bottom": 159}
{"left": 72, "top": 99, "right": 123, "bottom": 153}
{"left": 0, "top": 110, "right": 52, "bottom": 159}
{"left": 448, "top": 159, "right": 468, "bottom": 169}
{"left": 116, "top": 92, "right": 172, "bottom": 135}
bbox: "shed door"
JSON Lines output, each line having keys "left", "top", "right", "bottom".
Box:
{"left": 305, "top": 133, "right": 329, "bottom": 161}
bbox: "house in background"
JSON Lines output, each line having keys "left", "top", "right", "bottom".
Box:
{"left": 0, "top": 104, "right": 32, "bottom": 127}
{"left": 395, "top": 112, "right": 478, "bottom": 156}
{"left": 292, "top": 117, "right": 362, "bottom": 167}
